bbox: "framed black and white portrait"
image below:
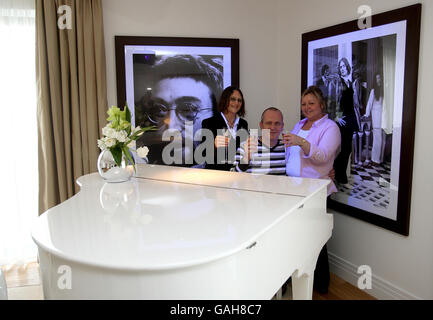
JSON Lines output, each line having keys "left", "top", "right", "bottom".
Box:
{"left": 301, "top": 4, "right": 421, "bottom": 235}
{"left": 115, "top": 36, "right": 239, "bottom": 167}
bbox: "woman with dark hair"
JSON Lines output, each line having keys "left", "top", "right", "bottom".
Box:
{"left": 364, "top": 72, "right": 385, "bottom": 164}
{"left": 333, "top": 57, "right": 361, "bottom": 185}
{"left": 201, "top": 86, "right": 249, "bottom": 171}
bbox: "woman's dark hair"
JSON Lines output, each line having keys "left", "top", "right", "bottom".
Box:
{"left": 373, "top": 72, "right": 384, "bottom": 101}
{"left": 338, "top": 57, "right": 351, "bottom": 76}
{"left": 321, "top": 64, "right": 330, "bottom": 76}
{"left": 217, "top": 86, "right": 245, "bottom": 117}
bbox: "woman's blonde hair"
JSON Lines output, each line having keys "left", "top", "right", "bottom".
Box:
{"left": 301, "top": 86, "right": 326, "bottom": 111}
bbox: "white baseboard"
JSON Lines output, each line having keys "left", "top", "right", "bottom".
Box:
{"left": 328, "top": 251, "right": 421, "bottom": 300}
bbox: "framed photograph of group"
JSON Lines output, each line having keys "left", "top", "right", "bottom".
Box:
{"left": 301, "top": 4, "right": 421, "bottom": 235}
{"left": 115, "top": 36, "right": 239, "bottom": 166}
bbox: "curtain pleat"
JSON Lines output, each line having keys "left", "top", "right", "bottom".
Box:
{"left": 36, "top": 0, "right": 107, "bottom": 215}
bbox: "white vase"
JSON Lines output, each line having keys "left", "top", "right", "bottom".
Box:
{"left": 97, "top": 149, "right": 134, "bottom": 183}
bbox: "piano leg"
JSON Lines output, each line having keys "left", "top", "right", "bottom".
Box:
{"left": 291, "top": 270, "right": 314, "bottom": 300}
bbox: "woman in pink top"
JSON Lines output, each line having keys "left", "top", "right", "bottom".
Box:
{"left": 283, "top": 86, "right": 341, "bottom": 195}
{"left": 283, "top": 85, "right": 341, "bottom": 294}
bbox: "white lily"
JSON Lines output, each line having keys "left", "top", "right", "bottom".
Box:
{"left": 97, "top": 139, "right": 107, "bottom": 150}
{"left": 133, "top": 126, "right": 145, "bottom": 136}
{"left": 102, "top": 125, "right": 116, "bottom": 138}
{"left": 137, "top": 146, "right": 149, "bottom": 158}
{"left": 97, "top": 105, "right": 154, "bottom": 171}
{"left": 104, "top": 137, "right": 116, "bottom": 148}
{"left": 115, "top": 130, "right": 128, "bottom": 143}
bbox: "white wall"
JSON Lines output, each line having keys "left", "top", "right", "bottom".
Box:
{"left": 277, "top": 0, "right": 433, "bottom": 299}
{"left": 103, "top": 0, "right": 279, "bottom": 130}
{"left": 102, "top": 0, "right": 433, "bottom": 299}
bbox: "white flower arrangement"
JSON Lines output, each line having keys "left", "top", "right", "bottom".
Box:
{"left": 97, "top": 105, "right": 154, "bottom": 170}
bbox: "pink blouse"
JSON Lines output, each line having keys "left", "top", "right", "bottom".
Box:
{"left": 286, "top": 115, "right": 341, "bottom": 195}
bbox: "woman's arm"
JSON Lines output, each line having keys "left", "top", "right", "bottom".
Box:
{"left": 364, "top": 89, "right": 375, "bottom": 117}
{"left": 201, "top": 117, "right": 223, "bottom": 148}
{"left": 200, "top": 117, "right": 219, "bottom": 167}
{"left": 283, "top": 133, "right": 311, "bottom": 156}
{"left": 303, "top": 124, "right": 341, "bottom": 164}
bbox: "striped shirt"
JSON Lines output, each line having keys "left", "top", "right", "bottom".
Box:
{"left": 233, "top": 139, "right": 286, "bottom": 175}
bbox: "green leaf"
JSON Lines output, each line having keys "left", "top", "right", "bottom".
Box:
{"left": 110, "top": 146, "right": 123, "bottom": 167}
{"left": 125, "top": 104, "right": 132, "bottom": 123}
{"left": 142, "top": 125, "right": 157, "bottom": 132}
{"left": 122, "top": 145, "right": 136, "bottom": 172}
{"left": 129, "top": 125, "right": 157, "bottom": 141}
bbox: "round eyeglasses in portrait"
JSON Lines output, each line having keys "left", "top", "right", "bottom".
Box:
{"left": 145, "top": 101, "right": 213, "bottom": 125}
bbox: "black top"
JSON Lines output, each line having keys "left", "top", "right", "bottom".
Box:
{"left": 201, "top": 113, "right": 249, "bottom": 171}
{"left": 339, "top": 80, "right": 359, "bottom": 131}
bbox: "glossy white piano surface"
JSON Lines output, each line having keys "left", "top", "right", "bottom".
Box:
{"left": 32, "top": 164, "right": 332, "bottom": 300}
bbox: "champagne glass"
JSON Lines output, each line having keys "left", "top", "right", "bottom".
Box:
{"left": 281, "top": 130, "right": 290, "bottom": 149}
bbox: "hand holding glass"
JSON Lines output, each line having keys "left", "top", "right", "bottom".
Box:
{"left": 241, "top": 136, "right": 258, "bottom": 163}
{"left": 283, "top": 132, "right": 301, "bottom": 147}
{"left": 282, "top": 131, "right": 291, "bottom": 147}
{"left": 215, "top": 133, "right": 230, "bottom": 148}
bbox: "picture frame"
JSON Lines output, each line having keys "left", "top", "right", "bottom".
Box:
{"left": 301, "top": 4, "right": 421, "bottom": 235}
{"left": 115, "top": 36, "right": 239, "bottom": 166}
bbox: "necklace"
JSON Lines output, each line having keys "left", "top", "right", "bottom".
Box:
{"left": 224, "top": 112, "right": 236, "bottom": 128}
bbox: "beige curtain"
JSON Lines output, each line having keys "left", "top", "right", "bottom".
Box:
{"left": 36, "top": 0, "right": 107, "bottom": 215}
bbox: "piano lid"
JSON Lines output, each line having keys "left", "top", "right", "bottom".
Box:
{"left": 32, "top": 166, "right": 329, "bottom": 271}
{"left": 134, "top": 164, "right": 329, "bottom": 198}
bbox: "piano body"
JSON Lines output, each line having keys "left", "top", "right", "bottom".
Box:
{"left": 32, "top": 164, "right": 332, "bottom": 299}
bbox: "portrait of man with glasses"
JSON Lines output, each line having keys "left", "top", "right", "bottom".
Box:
{"left": 134, "top": 54, "right": 224, "bottom": 166}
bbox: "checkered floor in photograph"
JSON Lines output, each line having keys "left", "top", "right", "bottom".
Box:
{"left": 334, "top": 161, "right": 391, "bottom": 210}
{"left": 351, "top": 161, "right": 391, "bottom": 185}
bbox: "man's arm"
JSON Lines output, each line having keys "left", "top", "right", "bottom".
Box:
{"left": 232, "top": 145, "right": 250, "bottom": 172}
{"left": 232, "top": 137, "right": 258, "bottom": 172}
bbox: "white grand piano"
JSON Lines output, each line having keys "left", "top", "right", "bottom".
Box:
{"left": 32, "top": 164, "right": 332, "bottom": 300}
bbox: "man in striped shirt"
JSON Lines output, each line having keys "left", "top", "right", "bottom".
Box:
{"left": 233, "top": 107, "right": 286, "bottom": 175}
